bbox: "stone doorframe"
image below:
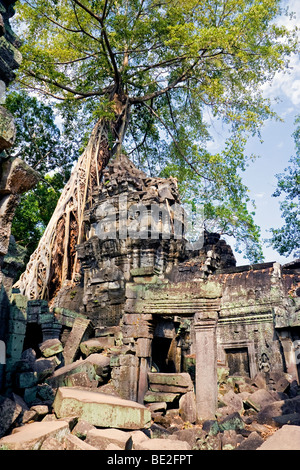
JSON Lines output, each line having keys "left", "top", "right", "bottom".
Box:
{"left": 124, "top": 280, "right": 222, "bottom": 419}
{"left": 218, "top": 340, "right": 257, "bottom": 379}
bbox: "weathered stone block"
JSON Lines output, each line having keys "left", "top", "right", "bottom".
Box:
{"left": 53, "top": 387, "right": 151, "bottom": 429}
{"left": 8, "top": 319, "right": 26, "bottom": 334}
{"left": 30, "top": 405, "right": 49, "bottom": 419}
{"left": 122, "top": 323, "right": 153, "bottom": 339}
{"left": 33, "top": 357, "right": 57, "bottom": 382}
{"left": 135, "top": 438, "right": 192, "bottom": 451}
{"left": 80, "top": 336, "right": 114, "bottom": 356}
{"left": 0, "top": 106, "right": 15, "bottom": 150}
{"left": 257, "top": 396, "right": 300, "bottom": 425}
{"left": 15, "top": 371, "right": 38, "bottom": 389}
{"left": 244, "top": 388, "right": 275, "bottom": 412}
{"left": 72, "top": 419, "right": 96, "bottom": 440}
{"left": 119, "top": 354, "right": 139, "bottom": 367}
{"left": 257, "top": 425, "right": 300, "bottom": 450}
{"left": 39, "top": 339, "right": 63, "bottom": 358}
{"left": 221, "top": 429, "right": 245, "bottom": 450}
{"left": 272, "top": 413, "right": 300, "bottom": 427}
{"left": 94, "top": 325, "right": 120, "bottom": 337}
{"left": 0, "top": 157, "right": 39, "bottom": 194}
{"left": 0, "top": 397, "right": 22, "bottom": 438}
{"left": 46, "top": 355, "right": 110, "bottom": 389}
{"left": 52, "top": 307, "right": 86, "bottom": 328}
{"left": 0, "top": 420, "right": 70, "bottom": 450}
{"left": 147, "top": 402, "right": 167, "bottom": 413}
{"left": 40, "top": 437, "right": 65, "bottom": 450}
{"left": 218, "top": 412, "right": 245, "bottom": 432}
{"left": 6, "top": 333, "right": 24, "bottom": 359}
{"left": 85, "top": 428, "right": 131, "bottom": 450}
{"left": 195, "top": 432, "right": 222, "bottom": 451}
{"left": 38, "top": 313, "right": 54, "bottom": 325}
{"left": 23, "top": 385, "right": 37, "bottom": 405}
{"left": 148, "top": 372, "right": 194, "bottom": 390}
{"left": 201, "top": 419, "right": 220, "bottom": 436}
{"left": 63, "top": 317, "right": 93, "bottom": 365}
{"left": 36, "top": 383, "right": 55, "bottom": 403}
{"left": 111, "top": 357, "right": 139, "bottom": 401}
{"left": 144, "top": 391, "right": 180, "bottom": 403}
{"left": 64, "top": 434, "right": 97, "bottom": 450}
{"left": 136, "top": 338, "right": 151, "bottom": 357}
{"left": 221, "top": 390, "right": 244, "bottom": 414}
{"left": 179, "top": 391, "right": 196, "bottom": 423}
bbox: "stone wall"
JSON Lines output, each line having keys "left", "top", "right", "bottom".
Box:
{"left": 0, "top": 0, "right": 39, "bottom": 391}
{"left": 0, "top": 0, "right": 39, "bottom": 279}
{"left": 215, "top": 261, "right": 300, "bottom": 382}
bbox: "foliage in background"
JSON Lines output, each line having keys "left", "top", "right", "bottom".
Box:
{"left": 269, "top": 116, "right": 300, "bottom": 258}
{"left": 6, "top": 91, "right": 79, "bottom": 258}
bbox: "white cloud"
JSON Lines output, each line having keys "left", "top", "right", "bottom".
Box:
{"left": 261, "top": 1, "right": 300, "bottom": 106}
{"left": 263, "top": 57, "right": 300, "bottom": 106}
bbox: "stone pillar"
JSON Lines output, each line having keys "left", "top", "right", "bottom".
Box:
{"left": 194, "top": 314, "right": 218, "bottom": 421}
{"left": 136, "top": 338, "right": 151, "bottom": 404}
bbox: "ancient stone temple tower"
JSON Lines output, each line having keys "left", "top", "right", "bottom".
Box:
{"left": 52, "top": 154, "right": 236, "bottom": 326}
{"left": 2, "top": 152, "right": 300, "bottom": 424}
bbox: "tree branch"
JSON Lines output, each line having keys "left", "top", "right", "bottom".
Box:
{"left": 25, "top": 70, "right": 112, "bottom": 98}
{"left": 142, "top": 102, "right": 213, "bottom": 182}
{"left": 72, "top": 0, "right": 121, "bottom": 89}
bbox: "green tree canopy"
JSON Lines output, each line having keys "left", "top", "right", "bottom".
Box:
{"left": 14, "top": 0, "right": 298, "bottom": 263}
{"left": 5, "top": 91, "right": 80, "bottom": 257}
{"left": 5, "top": 90, "right": 79, "bottom": 177}
{"left": 11, "top": 0, "right": 299, "bottom": 301}
{"left": 269, "top": 116, "right": 300, "bottom": 258}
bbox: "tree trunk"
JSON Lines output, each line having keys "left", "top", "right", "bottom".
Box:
{"left": 15, "top": 94, "right": 129, "bottom": 301}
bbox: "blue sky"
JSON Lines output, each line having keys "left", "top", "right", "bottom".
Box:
{"left": 208, "top": 0, "right": 300, "bottom": 266}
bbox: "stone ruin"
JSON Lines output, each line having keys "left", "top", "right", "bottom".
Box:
{"left": 0, "top": 152, "right": 299, "bottom": 450}
{"left": 0, "top": 0, "right": 39, "bottom": 388}
{"left": 0, "top": 1, "right": 300, "bottom": 451}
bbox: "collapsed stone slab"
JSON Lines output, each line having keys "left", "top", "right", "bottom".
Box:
{"left": 256, "top": 395, "right": 300, "bottom": 425}
{"left": 148, "top": 372, "right": 194, "bottom": 391}
{"left": 64, "top": 433, "right": 97, "bottom": 450}
{"left": 63, "top": 317, "right": 93, "bottom": 365}
{"left": 85, "top": 428, "right": 132, "bottom": 450}
{"left": 135, "top": 437, "right": 192, "bottom": 451}
{"left": 257, "top": 425, "right": 300, "bottom": 450}
{"left": 46, "top": 353, "right": 110, "bottom": 390}
{"left": 0, "top": 396, "right": 22, "bottom": 438}
{"left": 53, "top": 387, "right": 151, "bottom": 429}
{"left": 0, "top": 420, "right": 70, "bottom": 450}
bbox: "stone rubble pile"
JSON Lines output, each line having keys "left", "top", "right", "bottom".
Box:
{"left": 0, "top": 343, "right": 300, "bottom": 450}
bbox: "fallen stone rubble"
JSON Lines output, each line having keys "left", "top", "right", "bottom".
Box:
{"left": 1, "top": 355, "right": 300, "bottom": 450}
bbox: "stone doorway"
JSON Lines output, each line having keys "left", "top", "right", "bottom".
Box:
{"left": 23, "top": 323, "right": 43, "bottom": 357}
{"left": 152, "top": 337, "right": 177, "bottom": 373}
{"left": 151, "top": 319, "right": 181, "bottom": 373}
{"left": 225, "top": 347, "right": 250, "bottom": 377}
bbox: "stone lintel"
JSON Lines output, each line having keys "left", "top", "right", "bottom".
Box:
{"left": 194, "top": 310, "right": 218, "bottom": 325}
